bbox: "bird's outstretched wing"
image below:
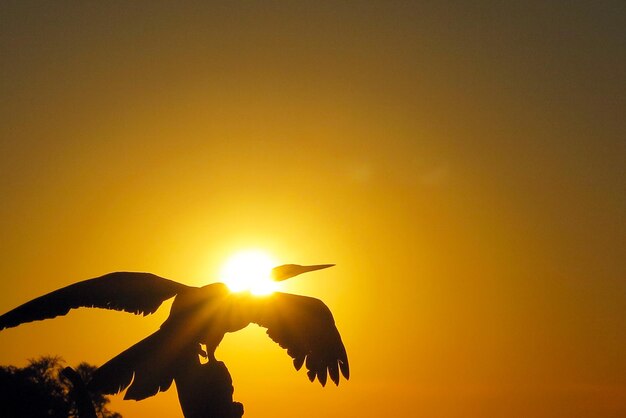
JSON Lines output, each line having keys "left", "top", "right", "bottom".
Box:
{"left": 87, "top": 328, "right": 181, "bottom": 400}
{"left": 0, "top": 272, "right": 192, "bottom": 330}
{"left": 251, "top": 292, "right": 349, "bottom": 386}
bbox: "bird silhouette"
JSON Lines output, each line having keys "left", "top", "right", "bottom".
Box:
{"left": 0, "top": 264, "right": 349, "bottom": 404}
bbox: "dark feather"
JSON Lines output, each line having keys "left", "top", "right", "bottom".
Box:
{"left": 251, "top": 292, "right": 349, "bottom": 386}
{"left": 328, "top": 361, "right": 340, "bottom": 385}
{"left": 88, "top": 328, "right": 183, "bottom": 400}
{"left": 0, "top": 272, "right": 191, "bottom": 330}
{"left": 293, "top": 355, "right": 305, "bottom": 371}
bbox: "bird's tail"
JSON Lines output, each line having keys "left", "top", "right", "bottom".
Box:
{"left": 87, "top": 328, "right": 185, "bottom": 400}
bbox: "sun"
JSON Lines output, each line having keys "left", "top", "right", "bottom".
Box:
{"left": 220, "top": 250, "right": 279, "bottom": 295}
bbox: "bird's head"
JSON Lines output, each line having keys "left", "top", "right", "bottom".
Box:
{"left": 270, "top": 264, "right": 335, "bottom": 282}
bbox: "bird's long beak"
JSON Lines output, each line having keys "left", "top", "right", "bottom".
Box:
{"left": 271, "top": 264, "right": 335, "bottom": 281}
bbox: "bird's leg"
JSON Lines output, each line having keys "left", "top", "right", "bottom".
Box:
{"left": 204, "top": 341, "right": 219, "bottom": 362}
{"left": 204, "top": 331, "right": 224, "bottom": 363}
{"left": 197, "top": 343, "right": 208, "bottom": 358}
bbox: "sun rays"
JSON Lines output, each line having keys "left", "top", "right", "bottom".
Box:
{"left": 220, "top": 250, "right": 279, "bottom": 295}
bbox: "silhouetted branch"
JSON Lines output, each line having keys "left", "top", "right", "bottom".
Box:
{"left": 62, "top": 367, "right": 97, "bottom": 418}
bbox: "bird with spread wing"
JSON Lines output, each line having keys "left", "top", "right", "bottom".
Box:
{"left": 0, "top": 264, "right": 349, "bottom": 410}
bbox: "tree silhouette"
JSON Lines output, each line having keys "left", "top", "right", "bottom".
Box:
{"left": 0, "top": 356, "right": 121, "bottom": 418}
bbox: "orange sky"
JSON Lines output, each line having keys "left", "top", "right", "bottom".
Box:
{"left": 1, "top": 2, "right": 625, "bottom": 417}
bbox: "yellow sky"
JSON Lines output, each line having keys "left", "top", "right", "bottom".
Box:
{"left": 0, "top": 2, "right": 625, "bottom": 417}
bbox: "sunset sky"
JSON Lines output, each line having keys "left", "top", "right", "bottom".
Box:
{"left": 1, "top": 2, "right": 625, "bottom": 417}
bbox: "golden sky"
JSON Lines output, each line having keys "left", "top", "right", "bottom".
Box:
{"left": 1, "top": 2, "right": 625, "bottom": 417}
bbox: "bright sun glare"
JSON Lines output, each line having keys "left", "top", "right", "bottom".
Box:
{"left": 220, "top": 250, "right": 278, "bottom": 295}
